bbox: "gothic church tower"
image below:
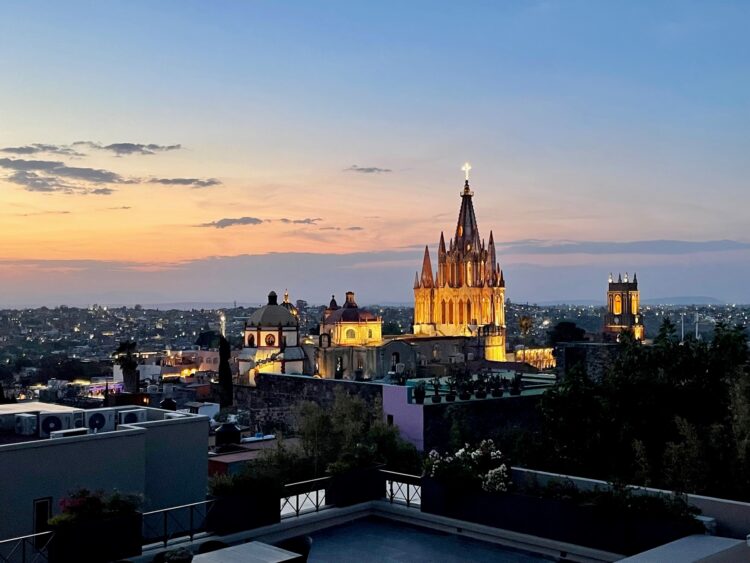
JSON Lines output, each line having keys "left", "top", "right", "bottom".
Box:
{"left": 413, "top": 166, "right": 506, "bottom": 360}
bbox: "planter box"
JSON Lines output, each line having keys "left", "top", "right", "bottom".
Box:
{"left": 207, "top": 493, "right": 281, "bottom": 536}
{"left": 420, "top": 480, "right": 701, "bottom": 555}
{"left": 326, "top": 466, "right": 385, "bottom": 507}
{"left": 49, "top": 513, "right": 142, "bottom": 563}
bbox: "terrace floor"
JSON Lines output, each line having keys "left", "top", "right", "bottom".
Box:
{"left": 308, "top": 516, "right": 553, "bottom": 562}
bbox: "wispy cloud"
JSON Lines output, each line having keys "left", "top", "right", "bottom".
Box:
{"left": 1, "top": 143, "right": 85, "bottom": 157}
{"left": 74, "top": 141, "right": 182, "bottom": 156}
{"left": 320, "top": 226, "right": 364, "bottom": 231}
{"left": 150, "top": 177, "right": 221, "bottom": 188}
{"left": 344, "top": 165, "right": 392, "bottom": 174}
{"left": 0, "top": 157, "right": 129, "bottom": 194}
{"left": 279, "top": 217, "right": 322, "bottom": 224}
{"left": 497, "top": 239, "right": 750, "bottom": 255}
{"left": 200, "top": 216, "right": 265, "bottom": 229}
{"left": 199, "top": 216, "right": 328, "bottom": 228}
{"left": 16, "top": 210, "right": 71, "bottom": 217}
{"left": 108, "top": 206, "right": 132, "bottom": 210}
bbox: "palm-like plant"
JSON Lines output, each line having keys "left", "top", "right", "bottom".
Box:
{"left": 113, "top": 341, "right": 138, "bottom": 393}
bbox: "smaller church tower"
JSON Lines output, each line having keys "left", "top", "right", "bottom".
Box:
{"left": 603, "top": 272, "right": 644, "bottom": 341}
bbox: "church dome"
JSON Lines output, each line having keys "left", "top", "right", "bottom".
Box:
{"left": 247, "top": 291, "right": 298, "bottom": 327}
{"left": 325, "top": 291, "right": 378, "bottom": 323}
{"left": 280, "top": 289, "right": 299, "bottom": 318}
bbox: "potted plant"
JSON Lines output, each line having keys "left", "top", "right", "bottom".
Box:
{"left": 207, "top": 468, "right": 282, "bottom": 535}
{"left": 413, "top": 381, "right": 426, "bottom": 404}
{"left": 326, "top": 443, "right": 385, "bottom": 507}
{"left": 48, "top": 489, "right": 142, "bottom": 563}
{"left": 430, "top": 376, "right": 442, "bottom": 403}
{"left": 510, "top": 372, "right": 522, "bottom": 396}
{"left": 457, "top": 377, "right": 471, "bottom": 400}
{"left": 474, "top": 372, "right": 488, "bottom": 399}
{"left": 490, "top": 374, "right": 504, "bottom": 398}
{"left": 446, "top": 375, "right": 457, "bottom": 402}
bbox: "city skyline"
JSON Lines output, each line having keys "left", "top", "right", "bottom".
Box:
{"left": 1, "top": 1, "right": 749, "bottom": 305}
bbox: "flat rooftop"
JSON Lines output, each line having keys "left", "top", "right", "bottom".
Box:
{"left": 0, "top": 402, "right": 81, "bottom": 415}
{"left": 308, "top": 516, "right": 553, "bottom": 563}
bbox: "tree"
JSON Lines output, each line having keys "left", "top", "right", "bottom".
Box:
{"left": 547, "top": 321, "right": 586, "bottom": 345}
{"left": 113, "top": 341, "right": 139, "bottom": 394}
{"left": 218, "top": 335, "right": 233, "bottom": 408}
{"left": 518, "top": 316, "right": 533, "bottom": 343}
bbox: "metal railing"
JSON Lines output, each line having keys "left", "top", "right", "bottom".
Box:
{"left": 142, "top": 499, "right": 215, "bottom": 548}
{"left": 281, "top": 476, "right": 330, "bottom": 518}
{"left": 0, "top": 532, "right": 52, "bottom": 563}
{"left": 381, "top": 470, "right": 421, "bottom": 508}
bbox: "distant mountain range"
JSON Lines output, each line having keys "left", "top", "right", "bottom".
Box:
{"left": 532, "top": 296, "right": 725, "bottom": 306}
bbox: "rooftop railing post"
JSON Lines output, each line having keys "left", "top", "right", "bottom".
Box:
{"left": 406, "top": 483, "right": 411, "bottom": 508}
{"left": 163, "top": 511, "right": 168, "bottom": 548}
{"left": 189, "top": 505, "right": 194, "bottom": 542}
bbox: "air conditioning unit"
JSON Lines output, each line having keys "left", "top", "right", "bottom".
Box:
{"left": 118, "top": 408, "right": 147, "bottom": 425}
{"left": 39, "top": 412, "right": 74, "bottom": 438}
{"left": 163, "top": 412, "right": 187, "bottom": 420}
{"left": 50, "top": 428, "right": 89, "bottom": 439}
{"left": 15, "top": 413, "right": 38, "bottom": 436}
{"left": 71, "top": 410, "right": 86, "bottom": 428}
{"left": 85, "top": 408, "right": 117, "bottom": 433}
{"left": 0, "top": 413, "right": 18, "bottom": 431}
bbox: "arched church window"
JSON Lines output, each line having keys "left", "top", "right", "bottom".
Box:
{"left": 448, "top": 300, "right": 454, "bottom": 324}
{"left": 467, "top": 300, "right": 472, "bottom": 323}
{"left": 265, "top": 334, "right": 276, "bottom": 346}
{"left": 631, "top": 295, "right": 639, "bottom": 315}
{"left": 614, "top": 294, "right": 622, "bottom": 315}
{"left": 346, "top": 328, "right": 356, "bottom": 339}
{"left": 247, "top": 334, "right": 255, "bottom": 347}
{"left": 441, "top": 300, "right": 446, "bottom": 324}
{"left": 458, "top": 300, "right": 464, "bottom": 324}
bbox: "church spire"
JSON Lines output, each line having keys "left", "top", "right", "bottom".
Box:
{"left": 420, "top": 246, "right": 434, "bottom": 288}
{"left": 454, "top": 164, "right": 479, "bottom": 251}
{"left": 413, "top": 271, "right": 420, "bottom": 289}
{"left": 438, "top": 232, "right": 446, "bottom": 255}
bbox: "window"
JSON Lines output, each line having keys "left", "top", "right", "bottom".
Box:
{"left": 368, "top": 329, "right": 373, "bottom": 338}
{"left": 458, "top": 300, "right": 464, "bottom": 324}
{"left": 345, "top": 328, "right": 356, "bottom": 339}
{"left": 387, "top": 414, "right": 394, "bottom": 427}
{"left": 265, "top": 334, "right": 276, "bottom": 346}
{"left": 467, "top": 299, "right": 472, "bottom": 323}
{"left": 613, "top": 294, "right": 622, "bottom": 315}
{"left": 247, "top": 334, "right": 255, "bottom": 347}
{"left": 448, "top": 300, "right": 454, "bottom": 324}
{"left": 441, "top": 300, "right": 446, "bottom": 324}
{"left": 33, "top": 497, "right": 52, "bottom": 545}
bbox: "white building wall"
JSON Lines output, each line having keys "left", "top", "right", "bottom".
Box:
{"left": 0, "top": 429, "right": 147, "bottom": 540}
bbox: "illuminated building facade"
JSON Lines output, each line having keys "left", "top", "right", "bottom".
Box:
{"left": 237, "top": 291, "right": 306, "bottom": 382}
{"left": 603, "top": 273, "right": 644, "bottom": 341}
{"left": 317, "top": 292, "right": 384, "bottom": 379}
{"left": 412, "top": 167, "right": 506, "bottom": 360}
{"left": 319, "top": 292, "right": 382, "bottom": 346}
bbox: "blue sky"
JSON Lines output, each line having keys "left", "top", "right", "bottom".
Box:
{"left": 1, "top": 1, "right": 749, "bottom": 305}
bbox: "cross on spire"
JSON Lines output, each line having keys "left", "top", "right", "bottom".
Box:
{"left": 461, "top": 162, "right": 472, "bottom": 181}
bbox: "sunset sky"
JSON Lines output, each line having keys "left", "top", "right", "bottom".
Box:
{"left": 1, "top": 1, "right": 749, "bottom": 306}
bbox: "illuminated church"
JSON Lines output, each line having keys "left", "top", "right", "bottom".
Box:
{"left": 413, "top": 164, "right": 507, "bottom": 360}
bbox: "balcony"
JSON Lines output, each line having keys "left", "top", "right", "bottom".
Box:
{"left": 1, "top": 468, "right": 740, "bottom": 563}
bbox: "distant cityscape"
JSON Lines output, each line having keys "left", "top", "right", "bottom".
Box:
{"left": 2, "top": 300, "right": 747, "bottom": 374}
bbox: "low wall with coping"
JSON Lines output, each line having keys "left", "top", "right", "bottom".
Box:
{"left": 512, "top": 466, "right": 750, "bottom": 539}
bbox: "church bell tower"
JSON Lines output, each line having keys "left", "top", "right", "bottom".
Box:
{"left": 603, "top": 272, "right": 644, "bottom": 341}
